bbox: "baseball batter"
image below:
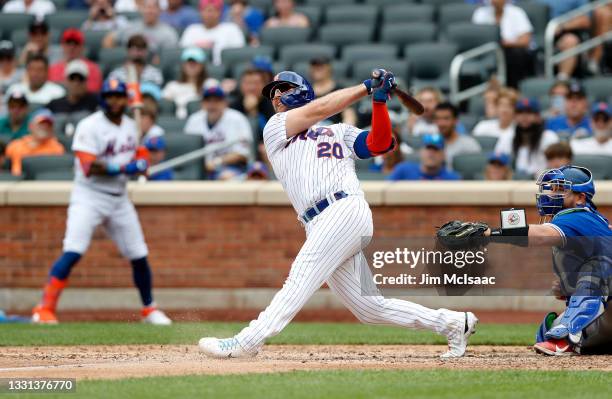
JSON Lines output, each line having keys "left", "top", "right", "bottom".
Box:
{"left": 199, "top": 70, "right": 478, "bottom": 359}
{"left": 31, "top": 78, "right": 171, "bottom": 325}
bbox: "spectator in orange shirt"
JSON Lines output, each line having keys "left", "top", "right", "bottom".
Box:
{"left": 5, "top": 108, "right": 65, "bottom": 175}
{"left": 49, "top": 29, "right": 103, "bottom": 93}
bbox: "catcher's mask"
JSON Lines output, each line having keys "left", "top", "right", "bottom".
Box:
{"left": 535, "top": 165, "right": 594, "bottom": 219}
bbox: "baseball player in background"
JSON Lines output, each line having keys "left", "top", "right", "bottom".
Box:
{"left": 199, "top": 69, "right": 478, "bottom": 359}
{"left": 31, "top": 78, "right": 172, "bottom": 325}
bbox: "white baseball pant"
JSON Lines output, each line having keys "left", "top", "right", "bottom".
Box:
{"left": 236, "top": 195, "right": 465, "bottom": 352}
{"left": 62, "top": 184, "right": 148, "bottom": 260}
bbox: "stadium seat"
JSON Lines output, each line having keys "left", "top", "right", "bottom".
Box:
{"left": 294, "top": 6, "right": 322, "bottom": 27}
{"left": 207, "top": 64, "right": 226, "bottom": 80}
{"left": 56, "top": 134, "right": 73, "bottom": 152}
{"left": 325, "top": 5, "right": 378, "bottom": 25}
{"left": 405, "top": 42, "right": 457, "bottom": 91}
{"left": 468, "top": 95, "right": 485, "bottom": 117}
{"left": 364, "top": 0, "right": 416, "bottom": 5}
{"left": 381, "top": 23, "right": 437, "bottom": 50}
{"left": 46, "top": 11, "right": 89, "bottom": 31}
{"left": 404, "top": 135, "right": 422, "bottom": 150}
{"left": 98, "top": 48, "right": 128, "bottom": 75}
{"left": 583, "top": 77, "right": 612, "bottom": 102}
{"left": 305, "top": 0, "right": 356, "bottom": 6}
{"left": 518, "top": 77, "right": 556, "bottom": 99}
{"left": 21, "top": 155, "right": 75, "bottom": 181}
{"left": 516, "top": 1, "right": 549, "bottom": 35}
{"left": 352, "top": 59, "right": 410, "bottom": 86}
{"left": 444, "top": 23, "right": 500, "bottom": 53}
{"left": 163, "top": 134, "right": 205, "bottom": 180}
{"left": 341, "top": 44, "right": 397, "bottom": 65}
{"left": 452, "top": 153, "right": 489, "bottom": 180}
{"left": 475, "top": 136, "right": 498, "bottom": 153}
{"left": 54, "top": 0, "right": 68, "bottom": 9}
{"left": 260, "top": 27, "right": 312, "bottom": 49}
{"left": 383, "top": 4, "right": 434, "bottom": 24}
{"left": 279, "top": 44, "right": 335, "bottom": 67}
{"left": 221, "top": 46, "right": 274, "bottom": 70}
{"left": 461, "top": 114, "right": 480, "bottom": 133}
{"left": 232, "top": 61, "right": 285, "bottom": 80}
{"left": 157, "top": 116, "right": 186, "bottom": 134}
{"left": 421, "top": 0, "right": 464, "bottom": 7}
{"left": 0, "top": 172, "right": 22, "bottom": 181}
{"left": 354, "top": 157, "right": 372, "bottom": 172}
{"left": 357, "top": 171, "right": 384, "bottom": 181}
{"left": 35, "top": 170, "right": 75, "bottom": 180}
{"left": 0, "top": 13, "right": 34, "bottom": 40}
{"left": 84, "top": 29, "right": 109, "bottom": 61}
{"left": 318, "top": 24, "right": 374, "bottom": 48}
{"left": 292, "top": 60, "right": 348, "bottom": 83}
{"left": 158, "top": 99, "right": 177, "bottom": 116}
{"left": 186, "top": 100, "right": 201, "bottom": 116}
{"left": 11, "top": 29, "right": 61, "bottom": 48}
{"left": 573, "top": 155, "right": 612, "bottom": 180}
{"left": 438, "top": 3, "right": 478, "bottom": 27}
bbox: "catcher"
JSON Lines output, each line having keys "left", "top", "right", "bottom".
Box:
{"left": 438, "top": 165, "right": 612, "bottom": 355}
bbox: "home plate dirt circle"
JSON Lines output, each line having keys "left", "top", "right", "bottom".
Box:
{"left": 1, "top": 345, "right": 610, "bottom": 380}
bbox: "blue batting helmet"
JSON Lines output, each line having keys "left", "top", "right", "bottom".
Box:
{"left": 100, "top": 78, "right": 128, "bottom": 110}
{"left": 535, "top": 165, "right": 595, "bottom": 216}
{"left": 261, "top": 71, "right": 314, "bottom": 109}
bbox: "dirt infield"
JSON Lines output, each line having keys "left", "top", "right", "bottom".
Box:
{"left": 1, "top": 345, "right": 610, "bottom": 380}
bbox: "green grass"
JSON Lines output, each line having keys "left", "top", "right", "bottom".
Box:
{"left": 0, "top": 322, "right": 535, "bottom": 347}
{"left": 10, "top": 370, "right": 612, "bottom": 399}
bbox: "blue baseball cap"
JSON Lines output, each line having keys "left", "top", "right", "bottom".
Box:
{"left": 488, "top": 152, "right": 510, "bottom": 166}
{"left": 181, "top": 47, "right": 206, "bottom": 64}
{"left": 247, "top": 161, "right": 269, "bottom": 179}
{"left": 251, "top": 56, "right": 274, "bottom": 74}
{"left": 515, "top": 97, "right": 540, "bottom": 113}
{"left": 145, "top": 136, "right": 166, "bottom": 151}
{"left": 591, "top": 102, "right": 610, "bottom": 118}
{"left": 140, "top": 82, "right": 161, "bottom": 102}
{"left": 422, "top": 133, "right": 444, "bottom": 150}
{"left": 203, "top": 85, "right": 225, "bottom": 99}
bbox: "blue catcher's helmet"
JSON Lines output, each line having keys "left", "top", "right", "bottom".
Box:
{"left": 261, "top": 71, "right": 314, "bottom": 109}
{"left": 535, "top": 165, "right": 595, "bottom": 216}
{"left": 100, "top": 78, "right": 128, "bottom": 110}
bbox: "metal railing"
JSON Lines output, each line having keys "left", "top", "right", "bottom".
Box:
{"left": 545, "top": 0, "right": 612, "bottom": 78}
{"left": 449, "top": 42, "right": 506, "bottom": 104}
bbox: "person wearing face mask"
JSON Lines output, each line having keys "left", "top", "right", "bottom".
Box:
{"left": 108, "top": 34, "right": 163, "bottom": 87}
{"left": 545, "top": 82, "right": 592, "bottom": 140}
{"left": 571, "top": 103, "right": 612, "bottom": 156}
{"left": 494, "top": 98, "right": 559, "bottom": 178}
{"left": 543, "top": 81, "right": 570, "bottom": 119}
{"left": 5, "top": 108, "right": 65, "bottom": 175}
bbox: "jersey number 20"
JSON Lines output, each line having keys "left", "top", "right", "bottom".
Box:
{"left": 317, "top": 142, "right": 344, "bottom": 159}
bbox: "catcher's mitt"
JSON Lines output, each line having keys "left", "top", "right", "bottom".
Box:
{"left": 436, "top": 220, "right": 489, "bottom": 249}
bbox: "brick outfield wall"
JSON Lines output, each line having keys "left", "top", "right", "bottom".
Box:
{"left": 2, "top": 205, "right": 611, "bottom": 289}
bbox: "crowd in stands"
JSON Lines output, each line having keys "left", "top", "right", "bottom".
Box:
{"left": 0, "top": 0, "right": 610, "bottom": 182}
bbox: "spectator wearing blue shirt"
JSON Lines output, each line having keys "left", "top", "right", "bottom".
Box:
{"left": 160, "top": 0, "right": 201, "bottom": 31}
{"left": 546, "top": 82, "right": 592, "bottom": 140}
{"left": 388, "top": 134, "right": 460, "bottom": 181}
{"left": 484, "top": 153, "right": 513, "bottom": 180}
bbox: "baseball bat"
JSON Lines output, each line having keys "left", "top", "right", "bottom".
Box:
{"left": 126, "top": 64, "right": 144, "bottom": 141}
{"left": 371, "top": 69, "right": 424, "bottom": 115}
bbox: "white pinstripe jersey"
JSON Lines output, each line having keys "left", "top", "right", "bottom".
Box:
{"left": 263, "top": 111, "right": 365, "bottom": 215}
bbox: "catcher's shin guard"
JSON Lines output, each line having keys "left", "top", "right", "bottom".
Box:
{"left": 545, "top": 296, "right": 606, "bottom": 344}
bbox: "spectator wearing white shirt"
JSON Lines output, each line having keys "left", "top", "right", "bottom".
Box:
{"left": 6, "top": 53, "right": 65, "bottom": 105}
{"left": 472, "top": 88, "right": 517, "bottom": 138}
{"left": 2, "top": 0, "right": 55, "bottom": 19}
{"left": 472, "top": 0, "right": 533, "bottom": 88}
{"left": 494, "top": 98, "right": 559, "bottom": 178}
{"left": 82, "top": 0, "right": 130, "bottom": 31}
{"left": 180, "top": 0, "right": 246, "bottom": 65}
{"left": 571, "top": 102, "right": 612, "bottom": 156}
{"left": 184, "top": 85, "right": 253, "bottom": 180}
{"left": 162, "top": 47, "right": 215, "bottom": 119}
